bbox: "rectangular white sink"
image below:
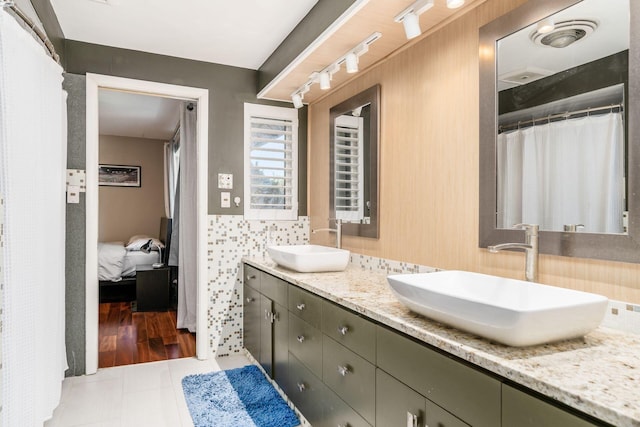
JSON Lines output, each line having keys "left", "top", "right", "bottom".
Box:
{"left": 267, "top": 244, "right": 350, "bottom": 273}
{"left": 387, "top": 270, "right": 608, "bottom": 347}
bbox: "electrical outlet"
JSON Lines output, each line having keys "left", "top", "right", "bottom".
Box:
{"left": 218, "top": 173, "right": 233, "bottom": 189}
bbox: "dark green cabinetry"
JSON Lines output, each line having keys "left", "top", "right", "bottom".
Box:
{"left": 242, "top": 283, "right": 261, "bottom": 364}
{"left": 502, "top": 385, "right": 602, "bottom": 427}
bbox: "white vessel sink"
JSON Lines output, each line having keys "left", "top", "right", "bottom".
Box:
{"left": 267, "top": 245, "right": 350, "bottom": 273}
{"left": 387, "top": 270, "right": 608, "bottom": 347}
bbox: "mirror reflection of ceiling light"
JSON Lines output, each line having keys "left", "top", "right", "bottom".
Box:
{"left": 446, "top": 0, "right": 465, "bottom": 9}
{"left": 536, "top": 17, "right": 555, "bottom": 34}
{"left": 530, "top": 19, "right": 598, "bottom": 48}
{"left": 394, "top": 0, "right": 434, "bottom": 40}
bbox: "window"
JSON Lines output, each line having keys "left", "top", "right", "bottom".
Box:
{"left": 244, "top": 103, "right": 298, "bottom": 220}
{"left": 334, "top": 114, "right": 364, "bottom": 222}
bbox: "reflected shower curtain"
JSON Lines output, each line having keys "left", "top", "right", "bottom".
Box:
{"left": 163, "top": 136, "right": 180, "bottom": 218}
{"left": 175, "top": 103, "right": 198, "bottom": 332}
{"left": 0, "top": 10, "right": 67, "bottom": 425}
{"left": 497, "top": 112, "right": 625, "bottom": 233}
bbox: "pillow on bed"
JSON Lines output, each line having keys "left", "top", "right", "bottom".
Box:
{"left": 126, "top": 235, "right": 165, "bottom": 251}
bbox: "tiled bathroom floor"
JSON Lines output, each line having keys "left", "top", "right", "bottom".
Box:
{"left": 44, "top": 355, "right": 251, "bottom": 427}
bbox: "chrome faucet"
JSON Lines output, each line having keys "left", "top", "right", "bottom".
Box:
{"left": 488, "top": 224, "right": 539, "bottom": 282}
{"left": 312, "top": 218, "right": 342, "bottom": 249}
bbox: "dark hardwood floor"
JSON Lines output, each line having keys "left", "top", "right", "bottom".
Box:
{"left": 98, "top": 302, "right": 196, "bottom": 368}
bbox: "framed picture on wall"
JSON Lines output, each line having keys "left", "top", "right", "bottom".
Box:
{"left": 98, "top": 164, "right": 141, "bottom": 187}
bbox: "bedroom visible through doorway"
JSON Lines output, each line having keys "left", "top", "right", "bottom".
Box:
{"left": 96, "top": 88, "right": 196, "bottom": 367}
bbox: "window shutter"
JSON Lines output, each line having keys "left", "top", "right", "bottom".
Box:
{"left": 244, "top": 104, "right": 298, "bottom": 220}
{"left": 334, "top": 115, "right": 364, "bottom": 221}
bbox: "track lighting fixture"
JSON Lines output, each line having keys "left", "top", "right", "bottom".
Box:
{"left": 394, "top": 0, "right": 434, "bottom": 40}
{"left": 289, "top": 32, "right": 381, "bottom": 108}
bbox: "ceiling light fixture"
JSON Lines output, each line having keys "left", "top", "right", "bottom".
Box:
{"left": 446, "top": 0, "right": 465, "bottom": 9}
{"left": 530, "top": 19, "right": 598, "bottom": 49}
{"left": 394, "top": 0, "right": 434, "bottom": 40}
{"left": 289, "top": 33, "right": 381, "bottom": 108}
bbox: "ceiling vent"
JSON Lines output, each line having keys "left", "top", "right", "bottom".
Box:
{"left": 530, "top": 19, "right": 598, "bottom": 48}
{"left": 498, "top": 66, "right": 554, "bottom": 86}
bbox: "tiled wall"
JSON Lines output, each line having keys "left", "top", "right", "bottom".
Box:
{"left": 207, "top": 215, "right": 309, "bottom": 357}
{"left": 602, "top": 300, "right": 640, "bottom": 335}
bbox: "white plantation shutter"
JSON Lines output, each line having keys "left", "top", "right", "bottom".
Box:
{"left": 334, "top": 115, "right": 364, "bottom": 221}
{"left": 244, "top": 103, "right": 298, "bottom": 220}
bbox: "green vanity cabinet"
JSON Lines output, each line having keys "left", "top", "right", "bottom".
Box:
{"left": 286, "top": 353, "right": 327, "bottom": 426}
{"left": 321, "top": 385, "right": 372, "bottom": 427}
{"left": 242, "top": 267, "right": 288, "bottom": 388}
{"left": 288, "top": 312, "right": 323, "bottom": 378}
{"left": 376, "top": 369, "right": 469, "bottom": 427}
{"left": 322, "top": 300, "right": 376, "bottom": 363}
{"left": 323, "top": 335, "right": 376, "bottom": 425}
{"left": 242, "top": 283, "right": 261, "bottom": 364}
{"left": 376, "top": 325, "right": 501, "bottom": 427}
{"left": 288, "top": 285, "right": 323, "bottom": 328}
{"left": 502, "top": 385, "right": 603, "bottom": 427}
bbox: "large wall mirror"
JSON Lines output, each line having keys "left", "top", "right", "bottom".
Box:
{"left": 330, "top": 84, "right": 380, "bottom": 238}
{"left": 479, "top": 0, "right": 640, "bottom": 262}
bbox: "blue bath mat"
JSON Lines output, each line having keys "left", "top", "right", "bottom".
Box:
{"left": 182, "top": 364, "right": 299, "bottom": 427}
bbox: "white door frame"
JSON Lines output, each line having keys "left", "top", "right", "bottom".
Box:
{"left": 85, "top": 73, "right": 209, "bottom": 374}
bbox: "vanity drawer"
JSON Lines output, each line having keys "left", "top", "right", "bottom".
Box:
{"left": 260, "top": 272, "right": 288, "bottom": 306}
{"left": 322, "top": 300, "right": 376, "bottom": 363}
{"left": 320, "top": 386, "right": 372, "bottom": 427}
{"left": 243, "top": 264, "right": 261, "bottom": 291}
{"left": 288, "top": 312, "right": 323, "bottom": 378}
{"left": 376, "top": 326, "right": 500, "bottom": 427}
{"left": 287, "top": 353, "right": 326, "bottom": 426}
{"left": 288, "top": 285, "right": 322, "bottom": 328}
{"left": 323, "top": 335, "right": 376, "bottom": 425}
{"left": 502, "top": 384, "right": 601, "bottom": 427}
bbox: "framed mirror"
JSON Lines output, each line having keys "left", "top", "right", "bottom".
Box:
{"left": 330, "top": 84, "right": 380, "bottom": 238}
{"left": 479, "top": 0, "right": 640, "bottom": 262}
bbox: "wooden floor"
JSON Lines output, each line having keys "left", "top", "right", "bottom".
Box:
{"left": 98, "top": 302, "right": 196, "bottom": 368}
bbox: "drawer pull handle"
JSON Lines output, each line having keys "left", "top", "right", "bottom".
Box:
{"left": 407, "top": 412, "right": 418, "bottom": 427}
{"left": 337, "top": 365, "right": 350, "bottom": 376}
{"left": 296, "top": 303, "right": 306, "bottom": 311}
{"left": 337, "top": 325, "right": 349, "bottom": 335}
{"left": 247, "top": 274, "right": 257, "bottom": 280}
{"left": 297, "top": 335, "right": 305, "bottom": 343}
{"left": 297, "top": 382, "right": 306, "bottom": 392}
{"left": 246, "top": 297, "right": 254, "bottom": 303}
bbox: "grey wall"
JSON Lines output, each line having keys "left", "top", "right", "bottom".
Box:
{"left": 30, "top": 0, "right": 65, "bottom": 63}
{"left": 63, "top": 73, "right": 86, "bottom": 376}
{"left": 65, "top": 40, "right": 308, "bottom": 216}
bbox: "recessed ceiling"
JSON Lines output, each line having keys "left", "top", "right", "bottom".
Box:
{"left": 50, "top": 0, "right": 318, "bottom": 70}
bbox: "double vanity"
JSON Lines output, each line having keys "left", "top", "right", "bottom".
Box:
{"left": 243, "top": 256, "right": 640, "bottom": 427}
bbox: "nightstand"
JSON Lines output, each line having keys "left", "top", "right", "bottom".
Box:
{"left": 136, "top": 264, "right": 170, "bottom": 311}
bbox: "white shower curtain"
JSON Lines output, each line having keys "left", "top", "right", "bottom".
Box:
{"left": 497, "top": 112, "right": 625, "bottom": 233}
{"left": 0, "top": 10, "right": 67, "bottom": 426}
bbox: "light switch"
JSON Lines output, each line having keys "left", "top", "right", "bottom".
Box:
{"left": 67, "top": 185, "right": 80, "bottom": 204}
{"left": 221, "top": 191, "right": 231, "bottom": 208}
{"left": 218, "top": 173, "right": 233, "bottom": 189}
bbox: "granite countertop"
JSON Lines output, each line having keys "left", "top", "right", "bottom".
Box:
{"left": 243, "top": 257, "right": 640, "bottom": 427}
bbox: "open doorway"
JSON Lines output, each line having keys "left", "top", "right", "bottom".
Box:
{"left": 96, "top": 89, "right": 195, "bottom": 367}
{"left": 86, "top": 74, "right": 209, "bottom": 375}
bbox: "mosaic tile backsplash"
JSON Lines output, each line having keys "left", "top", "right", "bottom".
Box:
{"left": 207, "top": 215, "right": 309, "bottom": 356}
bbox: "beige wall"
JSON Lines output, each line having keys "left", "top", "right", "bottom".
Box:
{"left": 308, "top": 0, "right": 640, "bottom": 304}
{"left": 99, "top": 135, "right": 165, "bottom": 242}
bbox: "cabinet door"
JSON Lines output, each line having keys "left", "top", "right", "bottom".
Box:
{"left": 287, "top": 353, "right": 326, "bottom": 426}
{"left": 243, "top": 284, "right": 261, "bottom": 361}
{"left": 376, "top": 368, "right": 426, "bottom": 427}
{"left": 289, "top": 312, "right": 323, "bottom": 377}
{"left": 244, "top": 264, "right": 261, "bottom": 291}
{"left": 321, "top": 386, "right": 372, "bottom": 427}
{"left": 260, "top": 295, "right": 274, "bottom": 377}
{"left": 502, "top": 384, "right": 601, "bottom": 427}
{"left": 272, "top": 301, "right": 288, "bottom": 389}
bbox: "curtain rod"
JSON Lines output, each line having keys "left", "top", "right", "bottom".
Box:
{"left": 499, "top": 103, "right": 624, "bottom": 133}
{"left": 1, "top": 1, "right": 61, "bottom": 64}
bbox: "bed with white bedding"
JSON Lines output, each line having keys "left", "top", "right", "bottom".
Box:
{"left": 98, "top": 222, "right": 171, "bottom": 303}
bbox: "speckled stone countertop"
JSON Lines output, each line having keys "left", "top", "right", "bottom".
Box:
{"left": 243, "top": 258, "right": 640, "bottom": 427}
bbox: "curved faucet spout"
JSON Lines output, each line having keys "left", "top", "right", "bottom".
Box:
{"left": 487, "top": 243, "right": 532, "bottom": 253}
